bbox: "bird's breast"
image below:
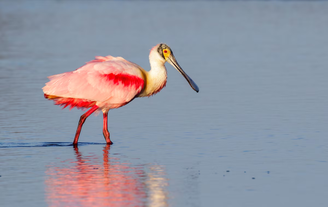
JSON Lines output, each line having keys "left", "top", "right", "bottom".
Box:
{"left": 137, "top": 69, "right": 167, "bottom": 97}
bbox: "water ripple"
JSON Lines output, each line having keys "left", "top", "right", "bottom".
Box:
{"left": 0, "top": 142, "right": 105, "bottom": 148}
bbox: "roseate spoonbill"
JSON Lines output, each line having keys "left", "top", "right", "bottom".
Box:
{"left": 43, "top": 43, "right": 199, "bottom": 145}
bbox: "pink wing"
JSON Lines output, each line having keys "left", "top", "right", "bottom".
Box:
{"left": 43, "top": 56, "right": 145, "bottom": 110}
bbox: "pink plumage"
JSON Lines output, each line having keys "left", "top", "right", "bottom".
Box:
{"left": 43, "top": 55, "right": 145, "bottom": 111}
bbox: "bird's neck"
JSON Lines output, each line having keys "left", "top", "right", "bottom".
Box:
{"left": 138, "top": 58, "right": 167, "bottom": 97}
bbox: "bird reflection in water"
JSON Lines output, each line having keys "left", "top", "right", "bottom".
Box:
{"left": 45, "top": 145, "right": 168, "bottom": 207}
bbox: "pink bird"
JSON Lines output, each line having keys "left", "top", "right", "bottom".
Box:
{"left": 43, "top": 43, "right": 199, "bottom": 145}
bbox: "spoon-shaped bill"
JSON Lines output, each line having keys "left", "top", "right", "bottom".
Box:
{"left": 167, "top": 55, "right": 199, "bottom": 93}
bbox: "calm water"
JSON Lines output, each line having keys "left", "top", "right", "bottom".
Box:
{"left": 1, "top": 0, "right": 328, "bottom": 206}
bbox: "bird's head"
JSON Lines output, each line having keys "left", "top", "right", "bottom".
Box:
{"left": 155, "top": 43, "right": 199, "bottom": 93}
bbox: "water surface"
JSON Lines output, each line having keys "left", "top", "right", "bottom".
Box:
{"left": 1, "top": 1, "right": 328, "bottom": 206}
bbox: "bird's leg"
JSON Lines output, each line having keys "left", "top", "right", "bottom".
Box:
{"left": 73, "top": 105, "right": 99, "bottom": 145}
{"left": 103, "top": 112, "right": 113, "bottom": 145}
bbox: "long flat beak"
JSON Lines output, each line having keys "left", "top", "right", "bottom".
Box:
{"left": 167, "top": 55, "right": 199, "bottom": 93}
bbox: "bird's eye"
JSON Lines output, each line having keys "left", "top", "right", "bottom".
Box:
{"left": 162, "top": 49, "right": 170, "bottom": 60}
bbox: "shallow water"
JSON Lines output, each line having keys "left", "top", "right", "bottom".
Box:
{"left": 1, "top": 1, "right": 328, "bottom": 206}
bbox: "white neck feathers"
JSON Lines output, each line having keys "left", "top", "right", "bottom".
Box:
{"left": 137, "top": 47, "right": 167, "bottom": 97}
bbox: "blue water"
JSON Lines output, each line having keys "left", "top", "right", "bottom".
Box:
{"left": 1, "top": 1, "right": 328, "bottom": 206}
